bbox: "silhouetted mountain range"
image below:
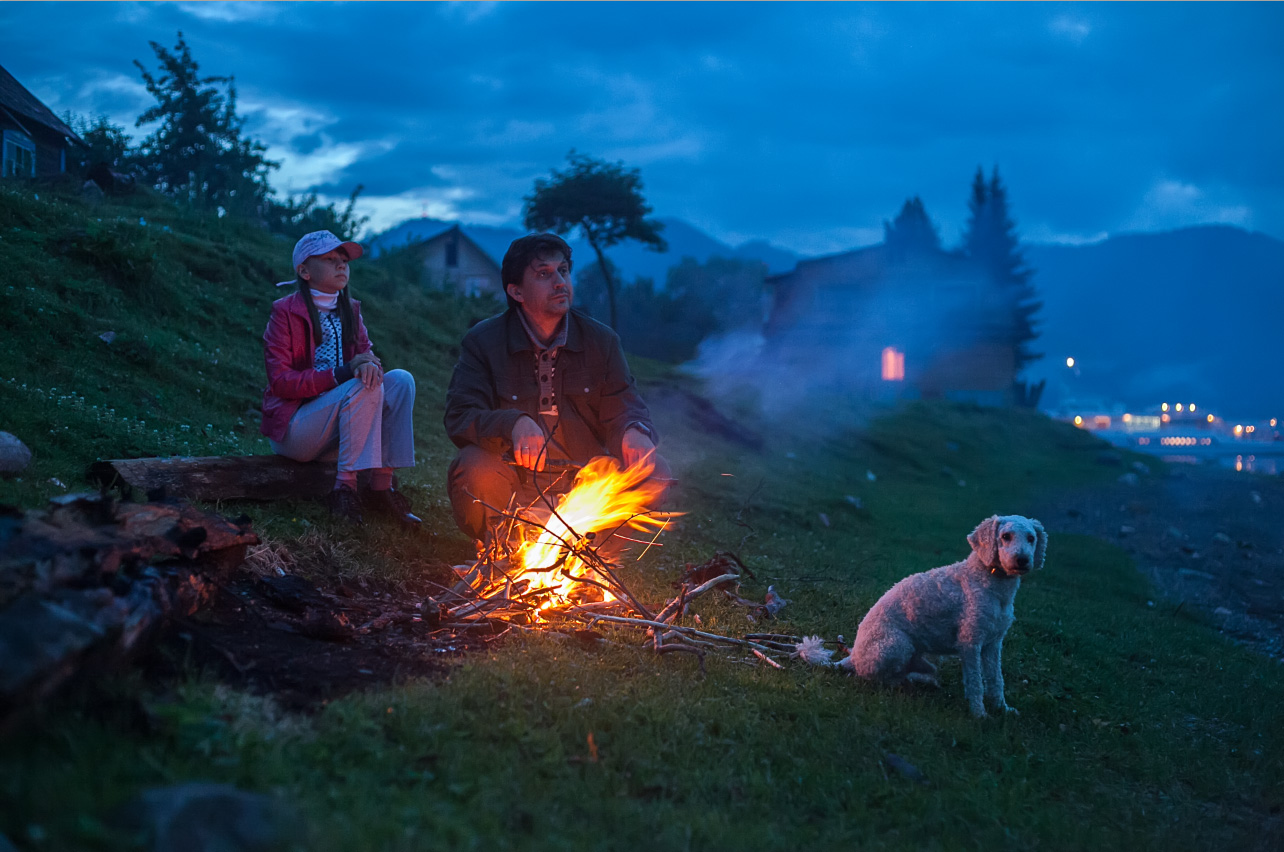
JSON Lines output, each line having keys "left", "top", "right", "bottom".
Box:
{"left": 366, "top": 215, "right": 802, "bottom": 281}
{"left": 1024, "top": 226, "right": 1284, "bottom": 420}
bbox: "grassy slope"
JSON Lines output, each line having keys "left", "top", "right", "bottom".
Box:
{"left": 1, "top": 185, "right": 1280, "bottom": 851}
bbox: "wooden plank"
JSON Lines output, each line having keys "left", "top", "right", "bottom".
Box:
{"left": 87, "top": 455, "right": 337, "bottom": 502}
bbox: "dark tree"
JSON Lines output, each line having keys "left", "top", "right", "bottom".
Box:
{"left": 961, "top": 166, "right": 1042, "bottom": 373}
{"left": 264, "top": 184, "right": 370, "bottom": 241}
{"left": 62, "top": 113, "right": 133, "bottom": 174}
{"left": 132, "top": 32, "right": 277, "bottom": 213}
{"left": 883, "top": 196, "right": 942, "bottom": 259}
{"left": 523, "top": 151, "right": 667, "bottom": 329}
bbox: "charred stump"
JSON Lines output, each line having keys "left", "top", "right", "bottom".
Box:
{"left": 0, "top": 494, "right": 258, "bottom": 730}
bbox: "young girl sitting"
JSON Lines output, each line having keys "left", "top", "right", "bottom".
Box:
{"left": 260, "top": 230, "right": 419, "bottom": 525}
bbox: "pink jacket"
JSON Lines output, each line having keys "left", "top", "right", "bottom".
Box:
{"left": 260, "top": 291, "right": 373, "bottom": 441}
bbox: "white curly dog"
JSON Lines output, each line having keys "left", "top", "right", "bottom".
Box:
{"left": 797, "top": 515, "right": 1047, "bottom": 718}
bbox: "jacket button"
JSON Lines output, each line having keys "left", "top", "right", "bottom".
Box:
{"left": 511, "top": 394, "right": 518, "bottom": 401}
{"left": 584, "top": 387, "right": 590, "bottom": 393}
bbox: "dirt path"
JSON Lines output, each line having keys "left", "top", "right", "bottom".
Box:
{"left": 1033, "top": 458, "right": 1284, "bottom": 661}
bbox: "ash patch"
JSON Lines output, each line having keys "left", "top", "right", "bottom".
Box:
{"left": 148, "top": 570, "right": 496, "bottom": 711}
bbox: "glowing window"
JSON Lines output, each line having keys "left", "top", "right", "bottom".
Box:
{"left": 881, "top": 347, "right": 905, "bottom": 381}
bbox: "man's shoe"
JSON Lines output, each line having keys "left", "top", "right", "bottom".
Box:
{"left": 324, "top": 486, "right": 364, "bottom": 525}
{"left": 365, "top": 487, "right": 422, "bottom": 526}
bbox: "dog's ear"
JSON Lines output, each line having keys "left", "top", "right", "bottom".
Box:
{"left": 1031, "top": 518, "right": 1047, "bottom": 570}
{"left": 967, "top": 516, "right": 1001, "bottom": 567}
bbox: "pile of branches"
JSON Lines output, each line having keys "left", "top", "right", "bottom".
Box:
{"left": 442, "top": 498, "right": 803, "bottom": 671}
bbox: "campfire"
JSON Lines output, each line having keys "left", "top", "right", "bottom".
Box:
{"left": 443, "top": 453, "right": 813, "bottom": 669}
{"left": 450, "top": 453, "right": 676, "bottom": 621}
{"left": 505, "top": 454, "right": 672, "bottom": 613}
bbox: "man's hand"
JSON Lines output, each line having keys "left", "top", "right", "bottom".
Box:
{"left": 511, "top": 416, "right": 548, "bottom": 471}
{"left": 621, "top": 427, "right": 656, "bottom": 469}
{"left": 354, "top": 360, "right": 383, "bottom": 390}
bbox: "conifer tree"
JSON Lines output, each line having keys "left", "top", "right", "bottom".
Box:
{"left": 961, "top": 166, "right": 1042, "bottom": 372}
{"left": 132, "top": 32, "right": 277, "bottom": 214}
{"left": 883, "top": 196, "right": 942, "bottom": 259}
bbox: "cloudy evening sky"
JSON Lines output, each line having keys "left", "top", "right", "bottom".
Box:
{"left": 3, "top": 1, "right": 1281, "bottom": 255}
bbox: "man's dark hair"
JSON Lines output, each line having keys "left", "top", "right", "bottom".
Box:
{"left": 501, "top": 233, "right": 573, "bottom": 309}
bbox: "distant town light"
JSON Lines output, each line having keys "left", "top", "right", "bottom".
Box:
{"left": 1272, "top": 419, "right": 1278, "bottom": 428}
{"left": 1074, "top": 415, "right": 1083, "bottom": 426}
{"left": 1066, "top": 357, "right": 1075, "bottom": 368}
{"left": 1234, "top": 425, "right": 1244, "bottom": 435}
{"left": 1175, "top": 403, "right": 1184, "bottom": 412}
{"left": 1161, "top": 413, "right": 1171, "bottom": 423}
{"left": 1122, "top": 413, "right": 1132, "bottom": 423}
{"left": 1207, "top": 414, "right": 1215, "bottom": 423}
{"left": 1247, "top": 425, "right": 1256, "bottom": 434}
{"left": 1189, "top": 403, "right": 1196, "bottom": 412}
{"left": 1161, "top": 403, "right": 1169, "bottom": 412}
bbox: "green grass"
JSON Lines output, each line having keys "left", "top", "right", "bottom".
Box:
{"left": 1, "top": 184, "right": 1281, "bottom": 850}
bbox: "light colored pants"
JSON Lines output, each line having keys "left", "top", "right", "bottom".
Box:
{"left": 270, "top": 369, "right": 416, "bottom": 472}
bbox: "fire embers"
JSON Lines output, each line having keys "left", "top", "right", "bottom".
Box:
{"left": 448, "top": 454, "right": 679, "bottom": 625}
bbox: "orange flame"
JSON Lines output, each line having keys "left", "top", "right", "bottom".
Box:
{"left": 509, "top": 453, "right": 673, "bottom": 611}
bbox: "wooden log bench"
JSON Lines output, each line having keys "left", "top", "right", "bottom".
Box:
{"left": 88, "top": 455, "right": 339, "bottom": 502}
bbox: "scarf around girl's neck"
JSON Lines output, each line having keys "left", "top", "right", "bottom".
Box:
{"left": 309, "top": 289, "right": 339, "bottom": 311}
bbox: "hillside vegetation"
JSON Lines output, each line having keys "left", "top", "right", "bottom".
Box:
{"left": 1, "top": 184, "right": 1281, "bottom": 851}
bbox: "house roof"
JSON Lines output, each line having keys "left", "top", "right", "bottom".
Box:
{"left": 0, "top": 63, "right": 84, "bottom": 144}
{"left": 415, "top": 224, "right": 503, "bottom": 273}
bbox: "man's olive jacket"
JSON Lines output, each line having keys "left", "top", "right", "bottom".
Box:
{"left": 444, "top": 307, "right": 657, "bottom": 461}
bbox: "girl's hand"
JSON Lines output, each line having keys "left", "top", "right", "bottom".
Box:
{"left": 355, "top": 361, "right": 383, "bottom": 389}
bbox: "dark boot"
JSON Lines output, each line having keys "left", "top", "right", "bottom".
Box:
{"left": 365, "top": 488, "right": 422, "bottom": 526}
{"left": 324, "top": 486, "right": 364, "bottom": 525}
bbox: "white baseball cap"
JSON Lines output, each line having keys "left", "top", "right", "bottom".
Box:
{"left": 275, "top": 230, "right": 365, "bottom": 286}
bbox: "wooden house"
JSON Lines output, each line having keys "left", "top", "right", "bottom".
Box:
{"left": 764, "top": 242, "right": 1017, "bottom": 404}
{"left": 408, "top": 223, "right": 504, "bottom": 296}
{"left": 0, "top": 63, "right": 84, "bottom": 179}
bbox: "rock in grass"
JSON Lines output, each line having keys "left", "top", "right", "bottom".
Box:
{"left": 120, "top": 783, "right": 300, "bottom": 852}
{"left": 883, "top": 752, "right": 928, "bottom": 784}
{"left": 0, "top": 433, "right": 31, "bottom": 477}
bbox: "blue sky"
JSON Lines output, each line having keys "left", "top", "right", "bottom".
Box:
{"left": 4, "top": 1, "right": 1281, "bottom": 254}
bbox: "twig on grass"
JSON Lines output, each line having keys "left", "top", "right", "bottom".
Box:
{"left": 575, "top": 612, "right": 786, "bottom": 655}
{"left": 655, "top": 643, "right": 707, "bottom": 675}
{"left": 751, "top": 648, "right": 784, "bottom": 669}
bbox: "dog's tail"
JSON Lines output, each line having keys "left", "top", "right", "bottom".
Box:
{"left": 793, "top": 635, "right": 853, "bottom": 670}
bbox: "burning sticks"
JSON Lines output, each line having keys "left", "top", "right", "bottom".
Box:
{"left": 443, "top": 457, "right": 799, "bottom": 669}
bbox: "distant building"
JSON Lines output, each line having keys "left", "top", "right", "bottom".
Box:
{"left": 400, "top": 223, "right": 504, "bottom": 297}
{"left": 765, "top": 242, "right": 1018, "bottom": 403}
{"left": 0, "top": 63, "right": 84, "bottom": 178}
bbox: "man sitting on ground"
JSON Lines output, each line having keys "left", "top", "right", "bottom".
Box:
{"left": 444, "top": 233, "right": 672, "bottom": 544}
